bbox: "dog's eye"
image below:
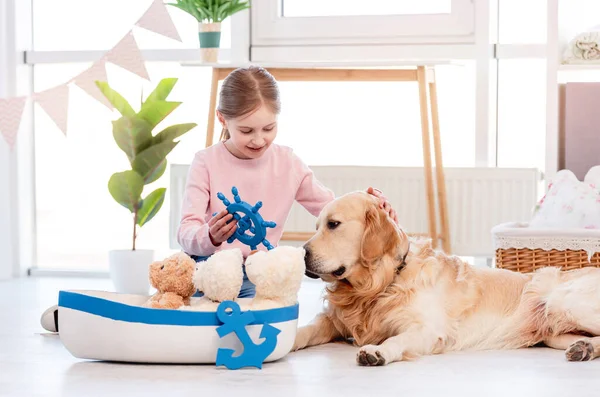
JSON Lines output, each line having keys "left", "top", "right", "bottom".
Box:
{"left": 327, "top": 221, "right": 341, "bottom": 230}
{"left": 160, "top": 265, "right": 165, "bottom": 270}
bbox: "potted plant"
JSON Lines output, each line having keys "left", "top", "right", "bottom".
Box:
{"left": 95, "top": 78, "right": 197, "bottom": 295}
{"left": 167, "top": 0, "right": 250, "bottom": 63}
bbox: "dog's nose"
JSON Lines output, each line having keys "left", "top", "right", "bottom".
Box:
{"left": 302, "top": 246, "right": 320, "bottom": 279}
{"left": 303, "top": 246, "right": 311, "bottom": 264}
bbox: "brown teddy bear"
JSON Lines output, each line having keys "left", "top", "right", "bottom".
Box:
{"left": 143, "top": 252, "right": 196, "bottom": 309}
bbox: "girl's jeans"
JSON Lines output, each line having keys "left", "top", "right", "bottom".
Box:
{"left": 189, "top": 254, "right": 256, "bottom": 298}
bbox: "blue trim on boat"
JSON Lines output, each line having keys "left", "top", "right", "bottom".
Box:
{"left": 58, "top": 291, "right": 299, "bottom": 326}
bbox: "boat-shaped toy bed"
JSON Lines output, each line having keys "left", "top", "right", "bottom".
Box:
{"left": 58, "top": 290, "right": 299, "bottom": 368}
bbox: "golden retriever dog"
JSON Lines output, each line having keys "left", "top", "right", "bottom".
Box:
{"left": 293, "top": 191, "right": 600, "bottom": 366}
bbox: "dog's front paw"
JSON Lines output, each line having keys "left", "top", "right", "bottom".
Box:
{"left": 566, "top": 340, "right": 594, "bottom": 362}
{"left": 292, "top": 327, "right": 311, "bottom": 351}
{"left": 356, "top": 345, "right": 387, "bottom": 366}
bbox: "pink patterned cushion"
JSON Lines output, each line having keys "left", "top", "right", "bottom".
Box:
{"left": 531, "top": 166, "right": 600, "bottom": 229}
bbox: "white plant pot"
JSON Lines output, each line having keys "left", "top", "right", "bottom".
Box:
{"left": 108, "top": 249, "right": 154, "bottom": 295}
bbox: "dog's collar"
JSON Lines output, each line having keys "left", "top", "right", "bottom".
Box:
{"left": 395, "top": 242, "right": 410, "bottom": 275}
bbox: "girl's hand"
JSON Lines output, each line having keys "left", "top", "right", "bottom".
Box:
{"left": 208, "top": 209, "right": 238, "bottom": 246}
{"left": 366, "top": 187, "right": 398, "bottom": 224}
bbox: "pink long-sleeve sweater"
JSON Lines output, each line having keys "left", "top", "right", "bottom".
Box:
{"left": 176, "top": 141, "right": 335, "bottom": 258}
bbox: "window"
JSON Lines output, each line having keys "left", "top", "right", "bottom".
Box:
{"left": 498, "top": 0, "right": 547, "bottom": 44}
{"left": 496, "top": 1, "right": 548, "bottom": 173}
{"left": 282, "top": 0, "right": 452, "bottom": 17}
{"left": 251, "top": 0, "right": 475, "bottom": 46}
{"left": 32, "top": 0, "right": 231, "bottom": 50}
{"left": 496, "top": 59, "right": 546, "bottom": 172}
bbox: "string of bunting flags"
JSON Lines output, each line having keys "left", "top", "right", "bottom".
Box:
{"left": 0, "top": 0, "right": 181, "bottom": 150}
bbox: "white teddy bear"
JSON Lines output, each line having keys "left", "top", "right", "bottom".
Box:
{"left": 186, "top": 245, "right": 305, "bottom": 311}
{"left": 245, "top": 245, "right": 306, "bottom": 309}
{"left": 193, "top": 248, "right": 244, "bottom": 303}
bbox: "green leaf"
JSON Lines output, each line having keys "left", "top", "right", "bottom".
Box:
{"left": 144, "top": 159, "right": 167, "bottom": 185}
{"left": 189, "top": 0, "right": 206, "bottom": 22}
{"left": 132, "top": 141, "right": 179, "bottom": 183}
{"left": 112, "top": 117, "right": 153, "bottom": 163}
{"left": 210, "top": 0, "right": 218, "bottom": 21}
{"left": 199, "top": 1, "right": 211, "bottom": 20}
{"left": 95, "top": 81, "right": 135, "bottom": 117}
{"left": 138, "top": 100, "right": 181, "bottom": 130}
{"left": 153, "top": 123, "right": 197, "bottom": 145}
{"left": 169, "top": 0, "right": 207, "bottom": 21}
{"left": 137, "top": 188, "right": 166, "bottom": 227}
{"left": 216, "top": 0, "right": 248, "bottom": 21}
{"left": 228, "top": 2, "right": 249, "bottom": 17}
{"left": 170, "top": 0, "right": 247, "bottom": 22}
{"left": 197, "top": 8, "right": 209, "bottom": 21}
{"left": 217, "top": 2, "right": 229, "bottom": 21}
{"left": 108, "top": 171, "right": 144, "bottom": 212}
{"left": 189, "top": 9, "right": 203, "bottom": 22}
{"left": 144, "top": 78, "right": 178, "bottom": 104}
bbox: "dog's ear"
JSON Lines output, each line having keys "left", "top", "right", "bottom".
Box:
{"left": 360, "top": 203, "right": 400, "bottom": 263}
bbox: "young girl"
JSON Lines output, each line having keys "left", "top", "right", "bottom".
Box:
{"left": 177, "top": 65, "right": 398, "bottom": 298}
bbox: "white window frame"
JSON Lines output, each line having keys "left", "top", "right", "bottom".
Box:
{"left": 0, "top": 0, "right": 19, "bottom": 280}
{"left": 251, "top": 0, "right": 476, "bottom": 46}
{"left": 1, "top": 0, "right": 34, "bottom": 279}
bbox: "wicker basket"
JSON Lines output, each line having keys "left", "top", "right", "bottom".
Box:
{"left": 492, "top": 222, "right": 600, "bottom": 273}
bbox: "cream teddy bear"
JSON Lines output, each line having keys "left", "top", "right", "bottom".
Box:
{"left": 192, "top": 248, "right": 244, "bottom": 303}
{"left": 245, "top": 245, "right": 306, "bottom": 309}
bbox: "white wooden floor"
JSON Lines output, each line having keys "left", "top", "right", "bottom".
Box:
{"left": 2, "top": 276, "right": 600, "bottom": 397}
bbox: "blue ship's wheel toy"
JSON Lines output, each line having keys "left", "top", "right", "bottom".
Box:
{"left": 213, "top": 186, "right": 277, "bottom": 251}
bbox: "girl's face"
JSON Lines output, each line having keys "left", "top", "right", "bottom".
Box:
{"left": 218, "top": 105, "right": 278, "bottom": 160}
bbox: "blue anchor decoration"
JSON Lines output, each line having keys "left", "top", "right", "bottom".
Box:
{"left": 215, "top": 300, "right": 281, "bottom": 370}
{"left": 213, "top": 186, "right": 277, "bottom": 251}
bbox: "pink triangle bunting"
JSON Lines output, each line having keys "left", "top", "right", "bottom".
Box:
{"left": 72, "top": 60, "right": 113, "bottom": 110}
{"left": 136, "top": 0, "right": 182, "bottom": 42}
{"left": 106, "top": 31, "right": 150, "bottom": 80}
{"left": 0, "top": 96, "right": 27, "bottom": 150}
{"left": 34, "top": 84, "right": 70, "bottom": 135}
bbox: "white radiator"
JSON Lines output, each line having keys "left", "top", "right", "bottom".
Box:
{"left": 169, "top": 165, "right": 541, "bottom": 257}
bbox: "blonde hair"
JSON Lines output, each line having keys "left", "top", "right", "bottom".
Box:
{"left": 217, "top": 66, "right": 281, "bottom": 141}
